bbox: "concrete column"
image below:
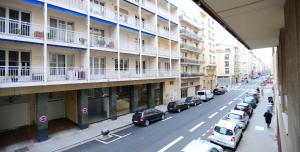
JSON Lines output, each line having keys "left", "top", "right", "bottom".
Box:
{"left": 109, "top": 87, "right": 117, "bottom": 120}
{"left": 130, "top": 85, "right": 139, "bottom": 112}
{"left": 36, "top": 93, "right": 48, "bottom": 142}
{"left": 147, "top": 84, "right": 155, "bottom": 108}
{"left": 77, "top": 90, "right": 89, "bottom": 129}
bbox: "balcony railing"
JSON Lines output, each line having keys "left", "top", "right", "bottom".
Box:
{"left": 158, "top": 48, "right": 170, "bottom": 57}
{"left": 180, "top": 28, "right": 202, "bottom": 41}
{"left": 158, "top": 29, "right": 169, "bottom": 37}
{"left": 141, "top": 0, "right": 156, "bottom": 12}
{"left": 171, "top": 51, "right": 180, "bottom": 58}
{"left": 142, "top": 46, "right": 156, "bottom": 55}
{"left": 90, "top": 5, "right": 117, "bottom": 21}
{"left": 157, "top": 8, "right": 169, "bottom": 19}
{"left": 181, "top": 58, "right": 200, "bottom": 64}
{"left": 48, "top": 27, "right": 87, "bottom": 46}
{"left": 180, "top": 43, "right": 201, "bottom": 53}
{"left": 125, "top": 0, "right": 140, "bottom": 5}
{"left": 159, "top": 70, "right": 171, "bottom": 77}
{"left": 142, "top": 69, "right": 157, "bottom": 78}
{"left": 0, "top": 17, "right": 44, "bottom": 40}
{"left": 120, "top": 42, "right": 140, "bottom": 53}
{"left": 181, "top": 72, "right": 204, "bottom": 78}
{"left": 170, "top": 32, "right": 178, "bottom": 40}
{"left": 141, "top": 23, "right": 156, "bottom": 33}
{"left": 170, "top": 14, "right": 178, "bottom": 23}
{"left": 171, "top": 70, "right": 180, "bottom": 76}
{"left": 90, "top": 34, "right": 115, "bottom": 50}
{"left": 48, "top": 67, "right": 86, "bottom": 81}
{"left": 90, "top": 68, "right": 118, "bottom": 80}
{"left": 0, "top": 66, "right": 44, "bottom": 83}
{"left": 49, "top": 0, "right": 87, "bottom": 12}
{"left": 120, "top": 68, "right": 140, "bottom": 79}
{"left": 120, "top": 14, "right": 139, "bottom": 28}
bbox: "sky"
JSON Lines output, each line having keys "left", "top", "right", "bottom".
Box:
{"left": 251, "top": 48, "right": 273, "bottom": 65}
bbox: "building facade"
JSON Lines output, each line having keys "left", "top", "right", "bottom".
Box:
{"left": 0, "top": 0, "right": 180, "bottom": 141}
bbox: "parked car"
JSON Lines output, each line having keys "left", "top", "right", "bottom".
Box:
{"left": 197, "top": 90, "right": 214, "bottom": 101}
{"left": 213, "top": 88, "right": 223, "bottom": 95}
{"left": 167, "top": 100, "right": 190, "bottom": 113}
{"left": 220, "top": 86, "right": 228, "bottom": 93}
{"left": 181, "top": 139, "right": 223, "bottom": 152}
{"left": 233, "top": 103, "right": 253, "bottom": 117}
{"left": 247, "top": 90, "right": 260, "bottom": 103}
{"left": 185, "top": 96, "right": 202, "bottom": 106}
{"left": 208, "top": 120, "right": 243, "bottom": 150}
{"left": 243, "top": 96, "right": 257, "bottom": 109}
{"left": 223, "top": 110, "right": 250, "bottom": 130}
{"left": 132, "top": 108, "right": 165, "bottom": 127}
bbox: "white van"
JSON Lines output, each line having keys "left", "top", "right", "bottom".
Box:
{"left": 197, "top": 90, "right": 214, "bottom": 101}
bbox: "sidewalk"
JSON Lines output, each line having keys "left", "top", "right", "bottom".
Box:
{"left": 237, "top": 85, "right": 278, "bottom": 152}
{"left": 2, "top": 105, "right": 168, "bottom": 152}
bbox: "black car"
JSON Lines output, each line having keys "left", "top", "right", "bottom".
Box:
{"left": 243, "top": 96, "right": 257, "bottom": 109}
{"left": 132, "top": 108, "right": 165, "bottom": 127}
{"left": 185, "top": 96, "right": 202, "bottom": 106}
{"left": 167, "top": 100, "right": 190, "bottom": 113}
{"left": 213, "top": 88, "right": 223, "bottom": 95}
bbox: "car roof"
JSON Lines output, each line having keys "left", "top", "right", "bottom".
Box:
{"left": 230, "top": 110, "right": 245, "bottom": 115}
{"left": 237, "top": 103, "right": 249, "bottom": 106}
{"left": 216, "top": 120, "right": 237, "bottom": 130}
{"left": 181, "top": 140, "right": 220, "bottom": 152}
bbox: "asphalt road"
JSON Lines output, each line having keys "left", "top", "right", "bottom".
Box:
{"left": 64, "top": 80, "right": 261, "bottom": 152}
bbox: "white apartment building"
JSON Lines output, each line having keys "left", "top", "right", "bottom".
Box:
{"left": 0, "top": 0, "right": 180, "bottom": 142}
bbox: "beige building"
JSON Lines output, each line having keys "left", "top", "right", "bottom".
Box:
{"left": 0, "top": 0, "right": 180, "bottom": 141}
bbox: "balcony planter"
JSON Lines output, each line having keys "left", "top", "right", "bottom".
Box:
{"left": 34, "top": 31, "right": 44, "bottom": 39}
{"left": 79, "top": 38, "right": 86, "bottom": 45}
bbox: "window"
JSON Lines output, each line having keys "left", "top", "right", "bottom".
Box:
{"left": 165, "top": 62, "right": 170, "bottom": 71}
{"left": 0, "top": 50, "right": 4, "bottom": 76}
{"left": 115, "top": 58, "right": 129, "bottom": 71}
{"left": 49, "top": 18, "right": 74, "bottom": 42}
{"left": 90, "top": 56, "right": 105, "bottom": 74}
{"left": 135, "top": 60, "right": 146, "bottom": 74}
{"left": 181, "top": 88, "right": 188, "bottom": 98}
{"left": 225, "top": 61, "right": 229, "bottom": 67}
{"left": 225, "top": 68, "right": 229, "bottom": 74}
{"left": 225, "top": 54, "right": 229, "bottom": 60}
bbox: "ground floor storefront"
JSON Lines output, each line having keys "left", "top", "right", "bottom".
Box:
{"left": 0, "top": 82, "right": 167, "bottom": 146}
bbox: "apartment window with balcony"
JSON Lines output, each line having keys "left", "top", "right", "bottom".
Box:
{"left": 225, "top": 54, "right": 229, "bottom": 60}
{"left": 225, "top": 61, "right": 229, "bottom": 67}
{"left": 90, "top": 0, "right": 105, "bottom": 15}
{"left": 49, "top": 18, "right": 74, "bottom": 42}
{"left": 225, "top": 68, "right": 229, "bottom": 74}
{"left": 181, "top": 38, "right": 187, "bottom": 44}
{"left": 90, "top": 56, "right": 105, "bottom": 75}
{"left": 115, "top": 58, "right": 129, "bottom": 71}
{"left": 135, "top": 60, "right": 146, "bottom": 74}
{"left": 165, "top": 62, "right": 170, "bottom": 71}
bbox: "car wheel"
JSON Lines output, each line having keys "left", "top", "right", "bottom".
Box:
{"left": 177, "top": 108, "right": 181, "bottom": 113}
{"left": 161, "top": 114, "right": 165, "bottom": 120}
{"left": 144, "top": 120, "right": 150, "bottom": 127}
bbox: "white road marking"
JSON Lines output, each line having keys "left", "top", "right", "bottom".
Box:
{"left": 228, "top": 101, "right": 234, "bottom": 105}
{"left": 202, "top": 133, "right": 206, "bottom": 137}
{"left": 96, "top": 133, "right": 132, "bottom": 144}
{"left": 162, "top": 117, "right": 173, "bottom": 122}
{"left": 158, "top": 136, "right": 184, "bottom": 152}
{"left": 189, "top": 121, "right": 205, "bottom": 132}
{"left": 238, "top": 95, "right": 242, "bottom": 97}
{"left": 208, "top": 112, "right": 218, "bottom": 119}
{"left": 233, "top": 97, "right": 239, "bottom": 101}
{"left": 219, "top": 106, "right": 227, "bottom": 111}
{"left": 210, "top": 126, "right": 213, "bottom": 129}
{"left": 206, "top": 130, "right": 210, "bottom": 133}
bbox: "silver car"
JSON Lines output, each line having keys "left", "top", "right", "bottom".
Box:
{"left": 223, "top": 110, "right": 249, "bottom": 130}
{"left": 181, "top": 139, "right": 223, "bottom": 152}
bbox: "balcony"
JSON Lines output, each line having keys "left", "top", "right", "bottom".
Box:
{"left": 170, "top": 14, "right": 178, "bottom": 23}
{"left": 48, "top": 27, "right": 87, "bottom": 47}
{"left": 171, "top": 70, "right": 180, "bottom": 77}
{"left": 0, "top": 66, "right": 44, "bottom": 84}
{"left": 120, "top": 14, "right": 140, "bottom": 29}
{"left": 90, "top": 68, "right": 118, "bottom": 80}
{"left": 170, "top": 32, "right": 178, "bottom": 41}
{"left": 180, "top": 43, "right": 202, "bottom": 53}
{"left": 48, "top": 0, "right": 87, "bottom": 12}
{"left": 180, "top": 28, "right": 202, "bottom": 41}
{"left": 179, "top": 14, "right": 201, "bottom": 30}
{"left": 120, "top": 42, "right": 140, "bottom": 54}
{"left": 142, "top": 46, "right": 156, "bottom": 56}
{"left": 48, "top": 67, "right": 87, "bottom": 81}
{"left": 125, "top": 0, "right": 140, "bottom": 6}
{"left": 0, "top": 17, "right": 44, "bottom": 42}
{"left": 120, "top": 69, "right": 140, "bottom": 79}
{"left": 158, "top": 48, "right": 170, "bottom": 57}
{"left": 158, "top": 29, "right": 169, "bottom": 38}
{"left": 141, "top": 0, "right": 156, "bottom": 12}
{"left": 142, "top": 69, "right": 157, "bottom": 78}
{"left": 90, "top": 5, "right": 117, "bottom": 21}
{"left": 90, "top": 34, "right": 115, "bottom": 50}
{"left": 157, "top": 8, "right": 169, "bottom": 19}
{"left": 181, "top": 72, "right": 204, "bottom": 78}
{"left": 181, "top": 58, "right": 200, "bottom": 65}
{"left": 159, "top": 70, "right": 171, "bottom": 77}
{"left": 141, "top": 23, "right": 156, "bottom": 33}
{"left": 171, "top": 51, "right": 180, "bottom": 59}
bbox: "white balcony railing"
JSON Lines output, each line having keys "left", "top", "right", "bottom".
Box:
{"left": 90, "top": 5, "right": 117, "bottom": 21}
{"left": 90, "top": 34, "right": 115, "bottom": 49}
{"left": 120, "top": 14, "right": 139, "bottom": 28}
{"left": 158, "top": 29, "right": 169, "bottom": 37}
{"left": 141, "top": 23, "right": 155, "bottom": 33}
{"left": 90, "top": 68, "right": 118, "bottom": 80}
{"left": 142, "top": 46, "right": 156, "bottom": 55}
{"left": 157, "top": 8, "right": 169, "bottom": 18}
{"left": 170, "top": 14, "right": 178, "bottom": 23}
{"left": 171, "top": 70, "right": 180, "bottom": 76}
{"left": 141, "top": 0, "right": 156, "bottom": 12}
{"left": 170, "top": 32, "right": 178, "bottom": 40}
{"left": 48, "top": 67, "right": 86, "bottom": 81}
{"left": 0, "top": 17, "right": 44, "bottom": 40}
{"left": 159, "top": 70, "right": 171, "bottom": 77}
{"left": 159, "top": 48, "right": 170, "bottom": 57}
{"left": 171, "top": 51, "right": 180, "bottom": 58}
{"left": 142, "top": 69, "right": 157, "bottom": 78}
{"left": 0, "top": 66, "right": 44, "bottom": 83}
{"left": 49, "top": 0, "right": 87, "bottom": 12}
{"left": 126, "top": 0, "right": 140, "bottom": 5}
{"left": 120, "top": 42, "right": 140, "bottom": 53}
{"left": 48, "top": 27, "right": 87, "bottom": 46}
{"left": 120, "top": 69, "right": 140, "bottom": 78}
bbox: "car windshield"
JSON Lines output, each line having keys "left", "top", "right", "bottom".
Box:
{"left": 244, "top": 97, "right": 253, "bottom": 102}
{"left": 134, "top": 112, "right": 143, "bottom": 117}
{"left": 228, "top": 113, "right": 242, "bottom": 119}
{"left": 214, "top": 126, "right": 233, "bottom": 136}
{"left": 236, "top": 105, "right": 246, "bottom": 110}
{"left": 198, "top": 92, "right": 205, "bottom": 95}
